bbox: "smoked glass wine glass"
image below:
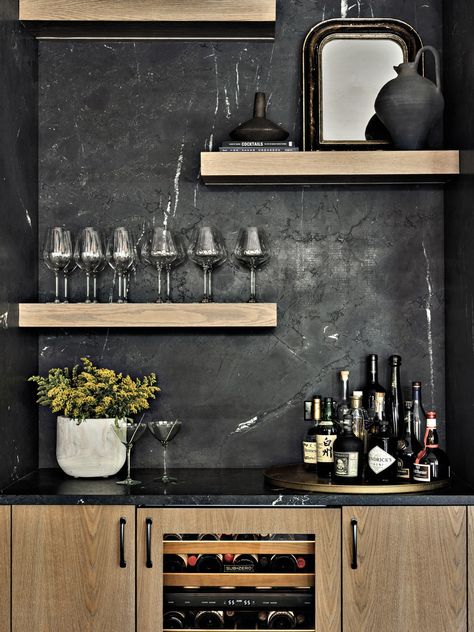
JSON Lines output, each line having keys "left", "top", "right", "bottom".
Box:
{"left": 113, "top": 421, "right": 147, "bottom": 486}
{"left": 106, "top": 227, "right": 136, "bottom": 303}
{"left": 148, "top": 420, "right": 182, "bottom": 484}
{"left": 233, "top": 227, "right": 270, "bottom": 303}
{"left": 141, "top": 228, "right": 179, "bottom": 303}
{"left": 188, "top": 227, "right": 227, "bottom": 303}
{"left": 42, "top": 227, "right": 74, "bottom": 303}
{"left": 73, "top": 227, "right": 105, "bottom": 303}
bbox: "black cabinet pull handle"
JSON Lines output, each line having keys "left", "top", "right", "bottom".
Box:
{"left": 146, "top": 518, "right": 153, "bottom": 568}
{"left": 351, "top": 519, "right": 358, "bottom": 570}
{"left": 120, "top": 517, "right": 127, "bottom": 568}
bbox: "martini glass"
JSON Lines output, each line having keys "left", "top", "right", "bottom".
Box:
{"left": 148, "top": 420, "right": 182, "bottom": 483}
{"left": 113, "top": 422, "right": 147, "bottom": 485}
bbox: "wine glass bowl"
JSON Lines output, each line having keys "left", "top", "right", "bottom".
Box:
{"left": 74, "top": 227, "right": 105, "bottom": 303}
{"left": 112, "top": 421, "right": 147, "bottom": 486}
{"left": 148, "top": 420, "right": 182, "bottom": 484}
{"left": 188, "top": 227, "right": 227, "bottom": 303}
{"left": 233, "top": 227, "right": 270, "bottom": 303}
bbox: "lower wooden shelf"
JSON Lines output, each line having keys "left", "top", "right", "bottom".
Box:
{"left": 201, "top": 150, "right": 460, "bottom": 185}
{"left": 164, "top": 572, "right": 314, "bottom": 588}
{"left": 17, "top": 303, "right": 277, "bottom": 328}
{"left": 264, "top": 464, "right": 451, "bottom": 494}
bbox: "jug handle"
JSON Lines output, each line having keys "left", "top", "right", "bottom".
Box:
{"left": 415, "top": 45, "right": 442, "bottom": 91}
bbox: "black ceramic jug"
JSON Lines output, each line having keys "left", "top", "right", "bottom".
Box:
{"left": 230, "top": 92, "right": 289, "bottom": 142}
{"left": 374, "top": 45, "right": 444, "bottom": 150}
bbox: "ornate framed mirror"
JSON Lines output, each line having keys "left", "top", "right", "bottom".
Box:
{"left": 302, "top": 19, "right": 423, "bottom": 150}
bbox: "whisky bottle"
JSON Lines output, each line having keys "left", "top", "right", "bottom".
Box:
{"left": 363, "top": 354, "right": 386, "bottom": 414}
{"left": 303, "top": 396, "right": 321, "bottom": 472}
{"left": 316, "top": 397, "right": 338, "bottom": 478}
{"left": 397, "top": 401, "right": 422, "bottom": 480}
{"left": 386, "top": 355, "right": 404, "bottom": 438}
{"left": 413, "top": 411, "right": 450, "bottom": 482}
{"left": 367, "top": 393, "right": 397, "bottom": 483}
{"left": 333, "top": 414, "right": 363, "bottom": 482}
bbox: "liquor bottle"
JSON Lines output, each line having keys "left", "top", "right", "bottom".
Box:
{"left": 367, "top": 393, "right": 398, "bottom": 483}
{"left": 397, "top": 401, "right": 422, "bottom": 480}
{"left": 350, "top": 393, "right": 368, "bottom": 452}
{"left": 413, "top": 412, "right": 450, "bottom": 482}
{"left": 363, "top": 354, "right": 386, "bottom": 414}
{"left": 333, "top": 414, "right": 363, "bottom": 482}
{"left": 303, "top": 396, "right": 321, "bottom": 472}
{"left": 386, "top": 355, "right": 404, "bottom": 438}
{"left": 316, "top": 397, "right": 338, "bottom": 478}
{"left": 336, "top": 371, "right": 350, "bottom": 426}
{"left": 163, "top": 553, "right": 188, "bottom": 572}
{"left": 412, "top": 381, "right": 427, "bottom": 444}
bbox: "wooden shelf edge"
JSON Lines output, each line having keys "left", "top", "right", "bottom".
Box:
{"left": 164, "top": 541, "right": 314, "bottom": 555}
{"left": 201, "top": 150, "right": 460, "bottom": 185}
{"left": 163, "top": 572, "right": 314, "bottom": 588}
{"left": 17, "top": 303, "right": 277, "bottom": 328}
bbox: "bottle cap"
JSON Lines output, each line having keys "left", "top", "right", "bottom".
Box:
{"left": 426, "top": 411, "right": 437, "bottom": 427}
{"left": 224, "top": 553, "right": 234, "bottom": 563}
{"left": 350, "top": 396, "right": 361, "bottom": 408}
{"left": 340, "top": 370, "right": 349, "bottom": 379}
{"left": 353, "top": 390, "right": 363, "bottom": 398}
{"left": 296, "top": 557, "right": 306, "bottom": 569}
{"left": 412, "top": 381, "right": 421, "bottom": 388}
{"left": 187, "top": 555, "right": 198, "bottom": 567}
{"left": 375, "top": 392, "right": 385, "bottom": 401}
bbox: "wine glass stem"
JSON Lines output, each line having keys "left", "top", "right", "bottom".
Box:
{"left": 63, "top": 274, "right": 69, "bottom": 303}
{"left": 202, "top": 266, "right": 208, "bottom": 302}
{"left": 163, "top": 443, "right": 168, "bottom": 479}
{"left": 124, "top": 276, "right": 129, "bottom": 303}
{"left": 157, "top": 265, "right": 163, "bottom": 303}
{"left": 126, "top": 444, "right": 132, "bottom": 481}
{"left": 166, "top": 266, "right": 171, "bottom": 302}
{"left": 250, "top": 267, "right": 257, "bottom": 303}
{"left": 54, "top": 272, "right": 60, "bottom": 303}
{"left": 86, "top": 273, "right": 91, "bottom": 303}
{"left": 93, "top": 275, "right": 98, "bottom": 303}
{"left": 208, "top": 269, "right": 213, "bottom": 302}
{"left": 118, "top": 273, "right": 123, "bottom": 303}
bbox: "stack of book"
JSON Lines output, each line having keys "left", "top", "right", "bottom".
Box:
{"left": 219, "top": 141, "right": 299, "bottom": 152}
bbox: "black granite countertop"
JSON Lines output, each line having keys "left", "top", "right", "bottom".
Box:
{"left": 1, "top": 468, "right": 474, "bottom": 506}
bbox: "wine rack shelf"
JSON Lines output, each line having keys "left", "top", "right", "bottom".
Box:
{"left": 17, "top": 303, "right": 277, "bottom": 328}
{"left": 163, "top": 572, "right": 315, "bottom": 588}
{"left": 164, "top": 541, "right": 314, "bottom": 555}
{"left": 200, "top": 150, "right": 460, "bottom": 185}
{"left": 19, "top": 0, "right": 276, "bottom": 40}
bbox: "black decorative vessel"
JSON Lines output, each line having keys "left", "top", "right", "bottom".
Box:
{"left": 230, "top": 92, "right": 289, "bottom": 142}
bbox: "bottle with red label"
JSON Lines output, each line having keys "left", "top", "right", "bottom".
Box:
{"left": 413, "top": 411, "right": 450, "bottom": 482}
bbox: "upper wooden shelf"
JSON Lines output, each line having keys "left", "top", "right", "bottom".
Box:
{"left": 200, "top": 150, "right": 460, "bottom": 185}
{"left": 17, "top": 303, "right": 277, "bottom": 328}
{"left": 19, "top": 0, "right": 276, "bottom": 40}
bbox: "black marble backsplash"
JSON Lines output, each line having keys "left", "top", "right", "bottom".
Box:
{"left": 0, "top": 1, "right": 38, "bottom": 487}
{"left": 37, "top": 0, "right": 445, "bottom": 468}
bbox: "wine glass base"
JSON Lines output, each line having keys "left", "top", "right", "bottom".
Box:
{"left": 248, "top": 298, "right": 257, "bottom": 303}
{"left": 154, "top": 475, "right": 178, "bottom": 484}
{"left": 116, "top": 478, "right": 142, "bottom": 486}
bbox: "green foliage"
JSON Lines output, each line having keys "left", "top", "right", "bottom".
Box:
{"left": 29, "top": 358, "right": 160, "bottom": 422}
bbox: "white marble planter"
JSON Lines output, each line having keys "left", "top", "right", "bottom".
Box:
{"left": 56, "top": 416, "right": 127, "bottom": 478}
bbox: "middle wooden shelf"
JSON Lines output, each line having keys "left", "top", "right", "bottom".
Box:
{"left": 17, "top": 303, "right": 277, "bottom": 328}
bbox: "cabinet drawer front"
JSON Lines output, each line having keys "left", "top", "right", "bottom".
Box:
{"left": 12, "top": 505, "right": 135, "bottom": 632}
{"left": 343, "top": 506, "right": 466, "bottom": 632}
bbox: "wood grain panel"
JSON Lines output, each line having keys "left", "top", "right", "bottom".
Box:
{"left": 164, "top": 572, "right": 314, "bottom": 588}
{"left": 19, "top": 0, "right": 276, "bottom": 22}
{"left": 164, "top": 540, "right": 315, "bottom": 554}
{"left": 0, "top": 507, "right": 11, "bottom": 632}
{"left": 18, "top": 302, "right": 277, "bottom": 328}
{"left": 468, "top": 507, "right": 474, "bottom": 631}
{"left": 201, "top": 150, "right": 460, "bottom": 185}
{"left": 138, "top": 508, "right": 341, "bottom": 632}
{"left": 12, "top": 505, "right": 135, "bottom": 632}
{"left": 342, "top": 507, "right": 466, "bottom": 632}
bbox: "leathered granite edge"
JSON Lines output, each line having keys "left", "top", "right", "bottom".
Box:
{"left": 1, "top": 469, "right": 474, "bottom": 506}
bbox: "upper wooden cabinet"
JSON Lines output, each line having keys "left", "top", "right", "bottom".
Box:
{"left": 12, "top": 505, "right": 135, "bottom": 632}
{"left": 0, "top": 507, "right": 11, "bottom": 632}
{"left": 19, "top": 0, "right": 276, "bottom": 39}
{"left": 342, "top": 506, "right": 467, "bottom": 632}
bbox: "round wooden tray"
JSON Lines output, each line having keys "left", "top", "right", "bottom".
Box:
{"left": 264, "top": 464, "right": 451, "bottom": 494}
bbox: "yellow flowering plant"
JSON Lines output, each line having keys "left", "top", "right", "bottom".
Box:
{"left": 29, "top": 358, "right": 160, "bottom": 423}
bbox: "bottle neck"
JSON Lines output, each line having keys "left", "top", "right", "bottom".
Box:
{"left": 390, "top": 365, "right": 401, "bottom": 390}
{"left": 341, "top": 377, "right": 349, "bottom": 402}
{"left": 368, "top": 359, "right": 378, "bottom": 384}
{"left": 423, "top": 426, "right": 439, "bottom": 448}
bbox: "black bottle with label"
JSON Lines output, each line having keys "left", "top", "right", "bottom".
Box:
{"left": 316, "top": 398, "right": 338, "bottom": 478}
{"left": 367, "top": 393, "right": 398, "bottom": 483}
{"left": 303, "top": 396, "right": 321, "bottom": 472}
{"left": 363, "top": 354, "right": 386, "bottom": 414}
{"left": 333, "top": 414, "right": 363, "bottom": 482}
{"left": 386, "top": 355, "right": 404, "bottom": 438}
{"left": 413, "top": 411, "right": 450, "bottom": 482}
{"left": 397, "top": 401, "right": 422, "bottom": 481}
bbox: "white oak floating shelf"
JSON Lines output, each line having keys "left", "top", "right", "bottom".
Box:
{"left": 200, "top": 150, "right": 461, "bottom": 185}
{"left": 19, "top": 0, "right": 276, "bottom": 40}
{"left": 18, "top": 303, "right": 277, "bottom": 328}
